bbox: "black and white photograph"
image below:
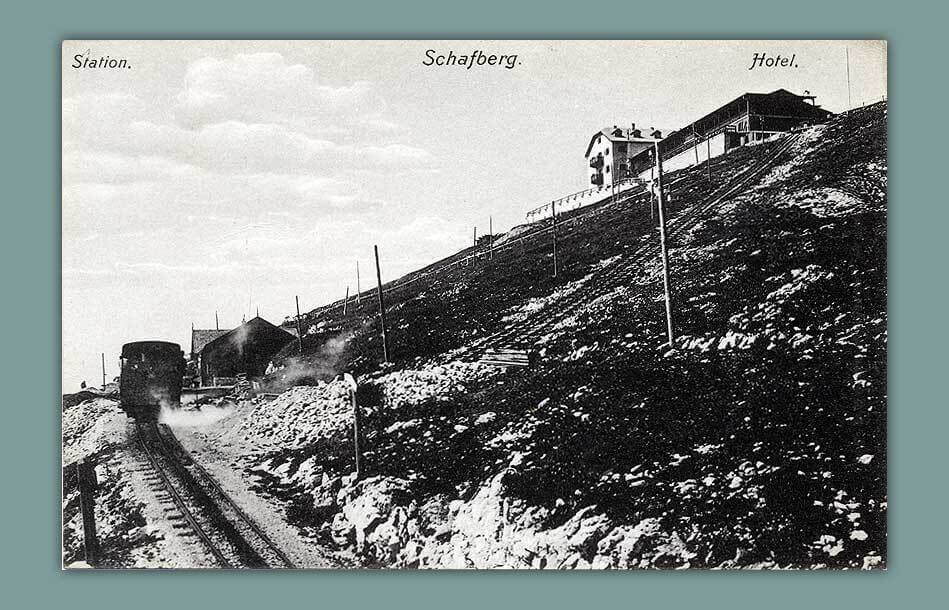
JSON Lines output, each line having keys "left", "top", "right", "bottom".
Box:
{"left": 61, "top": 39, "right": 887, "bottom": 569}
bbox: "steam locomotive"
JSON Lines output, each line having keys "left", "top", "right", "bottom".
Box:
{"left": 119, "top": 341, "right": 186, "bottom": 421}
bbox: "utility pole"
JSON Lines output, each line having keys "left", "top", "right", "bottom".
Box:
{"left": 295, "top": 296, "right": 304, "bottom": 355}
{"left": 706, "top": 132, "right": 713, "bottom": 185}
{"left": 343, "top": 286, "right": 349, "bottom": 315}
{"left": 552, "top": 199, "right": 559, "bottom": 278}
{"left": 101, "top": 353, "right": 106, "bottom": 390}
{"left": 215, "top": 311, "right": 219, "bottom": 331}
{"left": 846, "top": 47, "right": 852, "bottom": 112}
{"left": 356, "top": 261, "right": 361, "bottom": 307}
{"left": 473, "top": 226, "right": 477, "bottom": 248}
{"left": 653, "top": 141, "right": 675, "bottom": 347}
{"left": 649, "top": 164, "right": 656, "bottom": 223}
{"left": 693, "top": 124, "right": 700, "bottom": 165}
{"left": 489, "top": 216, "right": 494, "bottom": 260}
{"left": 374, "top": 245, "right": 390, "bottom": 363}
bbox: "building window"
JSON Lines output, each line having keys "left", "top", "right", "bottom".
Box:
{"left": 605, "top": 148, "right": 609, "bottom": 156}
{"left": 606, "top": 165, "right": 610, "bottom": 173}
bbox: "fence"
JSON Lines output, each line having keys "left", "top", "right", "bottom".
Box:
{"left": 525, "top": 178, "right": 643, "bottom": 223}
{"left": 292, "top": 180, "right": 655, "bottom": 326}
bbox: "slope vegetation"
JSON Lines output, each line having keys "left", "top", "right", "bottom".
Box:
{"left": 221, "top": 103, "right": 887, "bottom": 569}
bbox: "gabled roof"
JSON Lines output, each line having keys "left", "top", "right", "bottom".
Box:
{"left": 191, "top": 329, "right": 230, "bottom": 355}
{"left": 584, "top": 128, "right": 660, "bottom": 158}
{"left": 627, "top": 88, "right": 833, "bottom": 164}
{"left": 200, "top": 316, "right": 295, "bottom": 356}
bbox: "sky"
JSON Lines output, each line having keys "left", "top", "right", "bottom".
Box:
{"left": 61, "top": 40, "right": 887, "bottom": 390}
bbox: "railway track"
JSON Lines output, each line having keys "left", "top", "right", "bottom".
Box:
{"left": 135, "top": 422, "right": 296, "bottom": 568}
{"left": 468, "top": 132, "right": 804, "bottom": 358}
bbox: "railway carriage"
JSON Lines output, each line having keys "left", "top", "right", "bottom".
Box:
{"left": 119, "top": 341, "right": 186, "bottom": 421}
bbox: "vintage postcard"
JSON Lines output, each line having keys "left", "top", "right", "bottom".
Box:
{"left": 62, "top": 40, "right": 887, "bottom": 569}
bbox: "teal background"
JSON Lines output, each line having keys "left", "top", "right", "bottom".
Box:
{"left": 2, "top": 0, "right": 941, "bottom": 607}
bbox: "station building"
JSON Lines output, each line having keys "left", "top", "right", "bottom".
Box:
{"left": 197, "top": 316, "right": 296, "bottom": 386}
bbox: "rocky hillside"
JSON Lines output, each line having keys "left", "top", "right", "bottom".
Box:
{"left": 192, "top": 103, "right": 887, "bottom": 569}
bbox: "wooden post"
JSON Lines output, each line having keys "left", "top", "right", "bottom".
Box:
{"left": 101, "top": 353, "right": 106, "bottom": 390}
{"left": 343, "top": 286, "right": 349, "bottom": 316}
{"left": 295, "top": 296, "right": 304, "bottom": 355}
{"left": 215, "top": 311, "right": 219, "bottom": 331}
{"left": 374, "top": 245, "right": 390, "bottom": 363}
{"left": 76, "top": 458, "right": 99, "bottom": 566}
{"left": 552, "top": 199, "right": 559, "bottom": 278}
{"left": 345, "top": 374, "right": 362, "bottom": 480}
{"left": 653, "top": 141, "right": 675, "bottom": 347}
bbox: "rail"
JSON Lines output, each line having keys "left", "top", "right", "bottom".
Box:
{"left": 156, "top": 425, "right": 297, "bottom": 568}
{"left": 467, "top": 131, "right": 805, "bottom": 356}
{"left": 298, "top": 179, "right": 654, "bottom": 324}
{"left": 295, "top": 130, "right": 801, "bottom": 328}
{"left": 136, "top": 422, "right": 231, "bottom": 567}
{"left": 135, "top": 422, "right": 297, "bottom": 568}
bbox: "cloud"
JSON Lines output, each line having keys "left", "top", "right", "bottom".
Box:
{"left": 173, "top": 52, "right": 385, "bottom": 132}
{"left": 63, "top": 50, "right": 436, "bottom": 177}
{"left": 62, "top": 49, "right": 444, "bottom": 337}
{"left": 62, "top": 149, "right": 201, "bottom": 184}
{"left": 125, "top": 119, "right": 340, "bottom": 173}
{"left": 362, "top": 143, "right": 435, "bottom": 166}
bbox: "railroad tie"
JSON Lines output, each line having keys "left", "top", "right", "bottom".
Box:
{"left": 479, "top": 347, "right": 531, "bottom": 368}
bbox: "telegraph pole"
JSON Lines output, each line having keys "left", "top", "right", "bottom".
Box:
{"left": 374, "top": 245, "right": 390, "bottom": 363}
{"left": 473, "top": 226, "right": 477, "bottom": 247}
{"left": 653, "top": 141, "right": 675, "bottom": 347}
{"left": 356, "top": 261, "right": 361, "bottom": 307}
{"left": 343, "top": 286, "right": 349, "bottom": 315}
{"left": 706, "top": 132, "right": 713, "bottom": 184}
{"left": 846, "top": 47, "right": 852, "bottom": 112}
{"left": 215, "top": 310, "right": 219, "bottom": 331}
{"left": 489, "top": 216, "right": 494, "bottom": 260}
{"left": 649, "top": 165, "right": 656, "bottom": 223}
{"left": 692, "top": 124, "right": 700, "bottom": 165}
{"left": 552, "top": 199, "right": 559, "bottom": 278}
{"left": 295, "top": 296, "right": 304, "bottom": 354}
{"left": 101, "top": 353, "right": 106, "bottom": 390}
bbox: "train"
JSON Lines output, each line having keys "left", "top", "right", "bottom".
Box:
{"left": 119, "top": 341, "right": 186, "bottom": 421}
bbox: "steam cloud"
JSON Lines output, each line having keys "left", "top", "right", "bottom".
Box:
{"left": 268, "top": 329, "right": 354, "bottom": 390}
{"left": 159, "top": 403, "right": 237, "bottom": 427}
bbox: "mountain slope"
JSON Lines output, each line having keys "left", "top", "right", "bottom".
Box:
{"left": 213, "top": 103, "right": 887, "bottom": 569}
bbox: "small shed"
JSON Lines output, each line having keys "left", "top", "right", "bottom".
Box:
{"left": 198, "top": 316, "right": 296, "bottom": 386}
